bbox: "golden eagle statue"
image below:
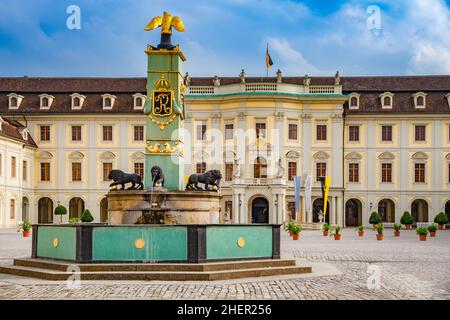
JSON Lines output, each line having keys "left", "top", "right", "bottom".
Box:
{"left": 144, "top": 11, "right": 185, "bottom": 35}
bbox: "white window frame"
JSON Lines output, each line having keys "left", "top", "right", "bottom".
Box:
{"left": 132, "top": 93, "right": 146, "bottom": 110}
{"left": 6, "top": 93, "right": 24, "bottom": 110}
{"left": 412, "top": 92, "right": 427, "bottom": 109}
{"left": 101, "top": 94, "right": 117, "bottom": 110}
{"left": 38, "top": 94, "right": 55, "bottom": 110}
{"left": 379, "top": 92, "right": 394, "bottom": 109}
{"left": 70, "top": 93, "right": 86, "bottom": 110}
{"left": 348, "top": 93, "right": 360, "bottom": 110}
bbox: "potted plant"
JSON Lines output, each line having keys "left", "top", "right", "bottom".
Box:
{"left": 17, "top": 220, "right": 32, "bottom": 237}
{"left": 68, "top": 217, "right": 81, "bottom": 224}
{"left": 376, "top": 224, "right": 384, "bottom": 241}
{"left": 416, "top": 226, "right": 428, "bottom": 241}
{"left": 393, "top": 223, "right": 402, "bottom": 237}
{"left": 81, "top": 209, "right": 94, "bottom": 223}
{"left": 356, "top": 225, "right": 364, "bottom": 237}
{"left": 400, "top": 211, "right": 414, "bottom": 229}
{"left": 284, "top": 220, "right": 294, "bottom": 236}
{"left": 322, "top": 222, "right": 330, "bottom": 236}
{"left": 434, "top": 212, "right": 448, "bottom": 230}
{"left": 427, "top": 224, "right": 437, "bottom": 237}
{"left": 369, "top": 212, "right": 382, "bottom": 229}
{"left": 54, "top": 204, "right": 68, "bottom": 224}
{"left": 291, "top": 223, "right": 302, "bottom": 241}
{"left": 330, "top": 225, "right": 341, "bottom": 240}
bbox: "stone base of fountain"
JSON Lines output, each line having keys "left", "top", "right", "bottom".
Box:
{"left": 107, "top": 189, "right": 221, "bottom": 225}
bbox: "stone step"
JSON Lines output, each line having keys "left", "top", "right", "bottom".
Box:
{"left": 13, "top": 258, "right": 296, "bottom": 272}
{"left": 0, "top": 264, "right": 312, "bottom": 281}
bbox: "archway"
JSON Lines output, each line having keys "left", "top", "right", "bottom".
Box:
{"left": 251, "top": 197, "right": 269, "bottom": 223}
{"left": 22, "top": 197, "right": 29, "bottom": 221}
{"left": 69, "top": 197, "right": 85, "bottom": 219}
{"left": 445, "top": 200, "right": 450, "bottom": 225}
{"left": 38, "top": 197, "right": 53, "bottom": 223}
{"left": 378, "top": 199, "right": 395, "bottom": 223}
{"left": 100, "top": 197, "right": 108, "bottom": 223}
{"left": 345, "top": 199, "right": 362, "bottom": 226}
{"left": 313, "top": 198, "right": 330, "bottom": 223}
{"left": 411, "top": 199, "right": 428, "bottom": 223}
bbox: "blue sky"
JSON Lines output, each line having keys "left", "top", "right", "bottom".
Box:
{"left": 0, "top": 0, "right": 449, "bottom": 77}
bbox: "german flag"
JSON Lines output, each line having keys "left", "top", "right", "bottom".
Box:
{"left": 266, "top": 44, "right": 273, "bottom": 70}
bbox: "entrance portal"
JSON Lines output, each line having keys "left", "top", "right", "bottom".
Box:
{"left": 251, "top": 197, "right": 269, "bottom": 223}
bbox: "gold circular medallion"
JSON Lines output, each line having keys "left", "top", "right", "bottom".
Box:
{"left": 53, "top": 238, "right": 59, "bottom": 248}
{"left": 237, "top": 237, "right": 246, "bottom": 248}
{"left": 135, "top": 238, "right": 145, "bottom": 249}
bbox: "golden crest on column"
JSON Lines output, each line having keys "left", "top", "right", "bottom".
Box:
{"left": 151, "top": 74, "right": 174, "bottom": 118}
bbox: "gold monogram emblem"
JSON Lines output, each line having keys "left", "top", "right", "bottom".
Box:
{"left": 152, "top": 91, "right": 173, "bottom": 117}
{"left": 53, "top": 238, "right": 59, "bottom": 248}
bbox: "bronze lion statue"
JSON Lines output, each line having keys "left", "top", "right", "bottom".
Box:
{"left": 151, "top": 165, "right": 164, "bottom": 187}
{"left": 186, "top": 169, "right": 222, "bottom": 191}
{"left": 108, "top": 170, "right": 143, "bottom": 190}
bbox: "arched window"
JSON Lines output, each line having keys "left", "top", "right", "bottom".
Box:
{"left": 383, "top": 96, "right": 391, "bottom": 107}
{"left": 254, "top": 157, "right": 267, "bottom": 179}
{"left": 105, "top": 98, "right": 111, "bottom": 107}
{"left": 73, "top": 97, "right": 80, "bottom": 107}
{"left": 10, "top": 97, "right": 17, "bottom": 108}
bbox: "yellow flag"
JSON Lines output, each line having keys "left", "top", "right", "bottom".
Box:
{"left": 323, "top": 176, "right": 331, "bottom": 216}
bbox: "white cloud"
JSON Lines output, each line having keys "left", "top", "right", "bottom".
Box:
{"left": 268, "top": 37, "right": 319, "bottom": 74}
{"left": 406, "top": 0, "right": 450, "bottom": 73}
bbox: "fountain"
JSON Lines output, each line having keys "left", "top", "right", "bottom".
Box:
{"left": 0, "top": 12, "right": 311, "bottom": 280}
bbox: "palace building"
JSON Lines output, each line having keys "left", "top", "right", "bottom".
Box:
{"left": 0, "top": 74, "right": 449, "bottom": 228}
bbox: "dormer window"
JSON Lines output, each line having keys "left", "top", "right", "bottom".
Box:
{"left": 38, "top": 94, "right": 55, "bottom": 110}
{"left": 19, "top": 128, "right": 28, "bottom": 141}
{"left": 102, "top": 94, "right": 116, "bottom": 110}
{"left": 70, "top": 93, "right": 86, "bottom": 110}
{"left": 349, "top": 93, "right": 360, "bottom": 110}
{"left": 412, "top": 92, "right": 427, "bottom": 109}
{"left": 7, "top": 93, "right": 24, "bottom": 109}
{"left": 132, "top": 93, "right": 146, "bottom": 110}
{"left": 380, "top": 92, "right": 394, "bottom": 109}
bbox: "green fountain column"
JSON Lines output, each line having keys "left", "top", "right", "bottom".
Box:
{"left": 144, "top": 45, "right": 186, "bottom": 190}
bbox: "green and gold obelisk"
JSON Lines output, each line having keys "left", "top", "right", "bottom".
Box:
{"left": 143, "top": 11, "right": 186, "bottom": 190}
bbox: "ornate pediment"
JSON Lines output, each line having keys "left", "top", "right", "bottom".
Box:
{"left": 411, "top": 151, "right": 428, "bottom": 160}
{"left": 345, "top": 152, "right": 362, "bottom": 160}
{"left": 223, "top": 150, "right": 236, "bottom": 162}
{"left": 378, "top": 152, "right": 395, "bottom": 160}
{"left": 68, "top": 151, "right": 85, "bottom": 160}
{"left": 131, "top": 151, "right": 145, "bottom": 160}
{"left": 286, "top": 150, "right": 300, "bottom": 159}
{"left": 313, "top": 151, "right": 330, "bottom": 160}
{"left": 248, "top": 136, "right": 272, "bottom": 152}
{"left": 99, "top": 151, "right": 116, "bottom": 160}
{"left": 37, "top": 151, "right": 53, "bottom": 160}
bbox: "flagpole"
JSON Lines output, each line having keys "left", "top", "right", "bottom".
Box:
{"left": 266, "top": 43, "right": 269, "bottom": 78}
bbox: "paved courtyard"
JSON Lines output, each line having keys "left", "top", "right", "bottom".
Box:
{"left": 0, "top": 228, "right": 449, "bottom": 300}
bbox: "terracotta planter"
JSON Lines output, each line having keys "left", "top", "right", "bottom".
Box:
{"left": 405, "top": 224, "right": 412, "bottom": 230}
{"left": 438, "top": 224, "right": 444, "bottom": 231}
{"left": 430, "top": 231, "right": 436, "bottom": 237}
{"left": 289, "top": 231, "right": 293, "bottom": 237}
{"left": 419, "top": 234, "right": 427, "bottom": 241}
{"left": 293, "top": 233, "right": 299, "bottom": 240}
{"left": 376, "top": 234, "right": 383, "bottom": 241}
{"left": 394, "top": 231, "right": 400, "bottom": 237}
{"left": 22, "top": 230, "right": 30, "bottom": 237}
{"left": 358, "top": 231, "right": 364, "bottom": 237}
{"left": 333, "top": 234, "right": 341, "bottom": 240}
{"left": 323, "top": 230, "right": 329, "bottom": 237}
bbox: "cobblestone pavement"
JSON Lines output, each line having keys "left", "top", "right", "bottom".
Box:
{"left": 0, "top": 228, "right": 449, "bottom": 300}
